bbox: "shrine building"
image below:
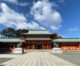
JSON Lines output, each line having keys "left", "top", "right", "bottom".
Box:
{"left": 0, "top": 30, "right": 80, "bottom": 52}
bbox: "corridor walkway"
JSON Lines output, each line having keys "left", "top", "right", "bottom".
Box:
{"left": 1, "top": 52, "right": 76, "bottom": 66}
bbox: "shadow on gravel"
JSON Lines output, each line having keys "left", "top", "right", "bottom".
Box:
{"left": 0, "top": 51, "right": 13, "bottom": 64}
{"left": 0, "top": 50, "right": 12, "bottom": 54}
{"left": 0, "top": 65, "right": 4, "bottom": 66}
{"left": 0, "top": 64, "right": 4, "bottom": 66}
{"left": 0, "top": 58, "right": 13, "bottom": 64}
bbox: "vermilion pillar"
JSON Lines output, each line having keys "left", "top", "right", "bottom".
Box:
{"left": 33, "top": 41, "right": 34, "bottom": 49}
{"left": 47, "top": 41, "right": 48, "bottom": 49}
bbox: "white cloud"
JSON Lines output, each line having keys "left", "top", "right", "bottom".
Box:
{"left": 62, "top": 35, "right": 67, "bottom": 38}
{"left": 4, "top": 0, "right": 28, "bottom": 6}
{"left": 4, "top": 0, "right": 17, "bottom": 3}
{"left": 69, "top": 27, "right": 78, "bottom": 31}
{"left": 0, "top": 3, "right": 45, "bottom": 30}
{"left": 30, "top": 0, "right": 62, "bottom": 31}
{"left": 51, "top": 25, "right": 61, "bottom": 31}
{"left": 26, "top": 22, "right": 46, "bottom": 30}
{"left": 19, "top": 2, "right": 29, "bottom": 6}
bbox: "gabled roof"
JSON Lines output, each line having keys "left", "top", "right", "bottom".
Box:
{"left": 53, "top": 38, "right": 80, "bottom": 42}
{"left": 26, "top": 38, "right": 51, "bottom": 40}
{"left": 22, "top": 30, "right": 50, "bottom": 34}
{"left": 0, "top": 38, "right": 24, "bottom": 42}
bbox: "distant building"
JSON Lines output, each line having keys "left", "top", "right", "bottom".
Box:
{"left": 0, "top": 30, "right": 80, "bottom": 52}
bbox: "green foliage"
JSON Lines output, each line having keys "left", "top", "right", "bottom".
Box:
{"left": 16, "top": 29, "right": 28, "bottom": 37}
{"left": 57, "top": 36, "right": 62, "bottom": 38}
{"left": 0, "top": 27, "right": 28, "bottom": 37}
{"left": 1, "top": 30, "right": 8, "bottom": 37}
{"left": 51, "top": 33, "right": 62, "bottom": 39}
{"left": 1, "top": 27, "right": 16, "bottom": 37}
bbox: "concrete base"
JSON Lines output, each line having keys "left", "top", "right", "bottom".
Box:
{"left": 13, "top": 48, "right": 24, "bottom": 54}
{"left": 52, "top": 48, "right": 63, "bottom": 53}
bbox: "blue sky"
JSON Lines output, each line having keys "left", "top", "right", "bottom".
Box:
{"left": 0, "top": 0, "right": 80, "bottom": 38}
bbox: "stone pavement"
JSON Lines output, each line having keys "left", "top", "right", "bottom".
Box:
{"left": 1, "top": 52, "right": 76, "bottom": 66}
{"left": 53, "top": 51, "right": 80, "bottom": 66}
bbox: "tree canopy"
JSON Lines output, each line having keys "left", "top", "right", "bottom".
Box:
{"left": 0, "top": 27, "right": 28, "bottom": 37}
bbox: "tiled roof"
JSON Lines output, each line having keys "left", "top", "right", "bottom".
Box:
{"left": 0, "top": 38, "right": 24, "bottom": 42}
{"left": 23, "top": 30, "right": 50, "bottom": 34}
{"left": 26, "top": 38, "right": 51, "bottom": 40}
{"left": 53, "top": 38, "right": 80, "bottom": 42}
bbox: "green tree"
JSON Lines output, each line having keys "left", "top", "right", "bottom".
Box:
{"left": 0, "top": 27, "right": 28, "bottom": 37}
{"left": 51, "top": 33, "right": 62, "bottom": 39}
{"left": 16, "top": 29, "right": 28, "bottom": 37}
{"left": 1, "top": 27, "right": 16, "bottom": 37}
{"left": 1, "top": 30, "right": 8, "bottom": 37}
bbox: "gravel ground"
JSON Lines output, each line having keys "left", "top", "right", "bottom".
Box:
{"left": 1, "top": 52, "right": 76, "bottom": 66}
{"left": 0, "top": 53, "right": 21, "bottom": 65}
{"left": 52, "top": 51, "right": 80, "bottom": 66}
{"left": 0, "top": 58, "right": 12, "bottom": 64}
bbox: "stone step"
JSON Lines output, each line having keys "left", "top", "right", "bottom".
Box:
{"left": 26, "top": 49, "right": 52, "bottom": 52}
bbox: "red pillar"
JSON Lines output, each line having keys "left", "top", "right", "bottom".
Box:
{"left": 47, "top": 41, "right": 48, "bottom": 49}
{"left": 33, "top": 41, "right": 34, "bottom": 49}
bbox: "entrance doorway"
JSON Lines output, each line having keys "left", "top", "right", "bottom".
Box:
{"left": 35, "top": 44, "right": 42, "bottom": 49}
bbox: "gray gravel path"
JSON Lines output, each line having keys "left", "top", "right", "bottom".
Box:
{"left": 1, "top": 52, "right": 76, "bottom": 66}
{"left": 52, "top": 51, "right": 80, "bottom": 66}
{"left": 0, "top": 58, "right": 12, "bottom": 64}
